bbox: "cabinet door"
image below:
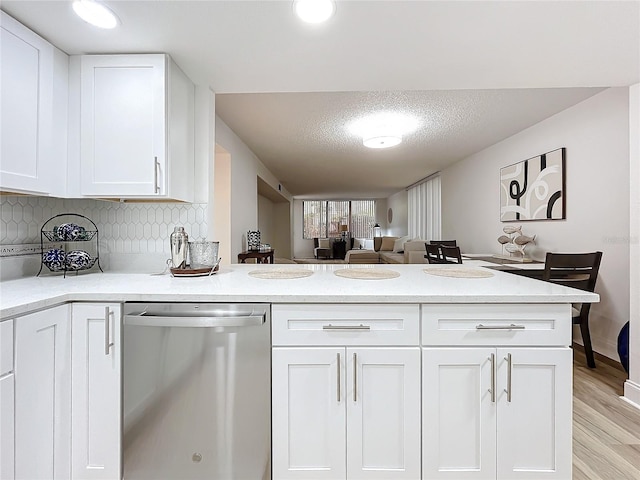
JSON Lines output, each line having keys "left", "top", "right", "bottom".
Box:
{"left": 0, "top": 11, "right": 53, "bottom": 194}
{"left": 80, "top": 54, "right": 166, "bottom": 196}
{"left": 0, "top": 374, "right": 14, "bottom": 480}
{"left": 347, "top": 348, "right": 421, "bottom": 480}
{"left": 496, "top": 348, "right": 572, "bottom": 480}
{"left": 71, "top": 303, "right": 122, "bottom": 480}
{"left": 272, "top": 347, "right": 346, "bottom": 480}
{"left": 422, "top": 348, "right": 497, "bottom": 480}
{"left": 1, "top": 319, "right": 14, "bottom": 480}
{"left": 14, "top": 305, "right": 71, "bottom": 480}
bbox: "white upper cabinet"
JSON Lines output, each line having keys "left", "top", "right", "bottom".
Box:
{"left": 78, "top": 54, "right": 194, "bottom": 201}
{"left": 0, "top": 12, "right": 67, "bottom": 196}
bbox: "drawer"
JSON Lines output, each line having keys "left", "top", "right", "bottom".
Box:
{"left": 0, "top": 319, "right": 13, "bottom": 375}
{"left": 272, "top": 304, "right": 419, "bottom": 346}
{"left": 421, "top": 304, "right": 571, "bottom": 346}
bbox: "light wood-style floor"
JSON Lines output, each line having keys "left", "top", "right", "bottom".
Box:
{"left": 573, "top": 346, "right": 640, "bottom": 480}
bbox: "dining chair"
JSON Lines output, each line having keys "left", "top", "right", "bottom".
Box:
{"left": 430, "top": 240, "right": 457, "bottom": 247}
{"left": 542, "top": 251, "right": 603, "bottom": 368}
{"left": 440, "top": 245, "right": 463, "bottom": 264}
{"left": 424, "top": 243, "right": 445, "bottom": 264}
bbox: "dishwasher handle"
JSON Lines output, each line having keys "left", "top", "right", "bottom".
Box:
{"left": 124, "top": 313, "right": 265, "bottom": 328}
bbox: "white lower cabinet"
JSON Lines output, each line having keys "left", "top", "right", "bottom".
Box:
{"left": 422, "top": 347, "right": 572, "bottom": 480}
{"left": 272, "top": 347, "right": 421, "bottom": 480}
{"left": 0, "top": 320, "right": 15, "bottom": 480}
{"left": 71, "top": 303, "right": 122, "bottom": 480}
{"left": 14, "top": 304, "right": 71, "bottom": 480}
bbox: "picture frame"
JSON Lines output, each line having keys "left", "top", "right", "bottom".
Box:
{"left": 500, "top": 147, "right": 566, "bottom": 222}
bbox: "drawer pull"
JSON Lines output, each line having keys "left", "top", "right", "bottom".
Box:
{"left": 353, "top": 352, "right": 357, "bottom": 402}
{"left": 505, "top": 353, "right": 513, "bottom": 402}
{"left": 104, "top": 307, "right": 114, "bottom": 355}
{"left": 489, "top": 353, "right": 496, "bottom": 403}
{"left": 475, "top": 324, "right": 525, "bottom": 330}
{"left": 323, "top": 324, "right": 371, "bottom": 331}
{"left": 337, "top": 353, "right": 341, "bottom": 402}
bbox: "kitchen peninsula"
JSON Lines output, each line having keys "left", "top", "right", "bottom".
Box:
{"left": 0, "top": 264, "right": 597, "bottom": 480}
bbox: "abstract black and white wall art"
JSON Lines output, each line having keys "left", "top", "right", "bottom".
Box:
{"left": 500, "top": 147, "right": 566, "bottom": 221}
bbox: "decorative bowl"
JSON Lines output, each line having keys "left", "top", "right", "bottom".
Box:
{"left": 43, "top": 248, "right": 66, "bottom": 271}
{"left": 55, "top": 223, "right": 87, "bottom": 241}
{"left": 65, "top": 250, "right": 93, "bottom": 270}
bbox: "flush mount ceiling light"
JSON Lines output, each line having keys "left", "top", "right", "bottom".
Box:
{"left": 293, "top": 0, "right": 336, "bottom": 24}
{"left": 348, "top": 112, "right": 419, "bottom": 149}
{"left": 72, "top": 0, "right": 119, "bottom": 29}
{"left": 363, "top": 135, "right": 402, "bottom": 149}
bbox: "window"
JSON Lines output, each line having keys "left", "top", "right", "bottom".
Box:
{"left": 303, "top": 200, "right": 376, "bottom": 239}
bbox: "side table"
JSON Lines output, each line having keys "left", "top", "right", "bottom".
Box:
{"left": 238, "top": 249, "right": 275, "bottom": 264}
{"left": 332, "top": 241, "right": 347, "bottom": 260}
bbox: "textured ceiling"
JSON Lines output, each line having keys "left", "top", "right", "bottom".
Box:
{"left": 216, "top": 88, "right": 604, "bottom": 197}
{"left": 2, "top": 1, "right": 637, "bottom": 198}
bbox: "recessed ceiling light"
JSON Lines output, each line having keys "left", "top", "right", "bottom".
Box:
{"left": 72, "top": 0, "right": 119, "bottom": 29}
{"left": 293, "top": 0, "right": 336, "bottom": 24}
{"left": 348, "top": 112, "right": 419, "bottom": 149}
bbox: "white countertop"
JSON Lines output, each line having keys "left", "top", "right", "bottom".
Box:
{"left": 0, "top": 263, "right": 598, "bottom": 319}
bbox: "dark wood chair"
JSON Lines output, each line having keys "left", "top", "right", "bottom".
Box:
{"left": 542, "top": 251, "right": 603, "bottom": 368}
{"left": 430, "top": 240, "right": 457, "bottom": 247}
{"left": 424, "top": 243, "right": 445, "bottom": 264}
{"left": 440, "top": 245, "right": 463, "bottom": 264}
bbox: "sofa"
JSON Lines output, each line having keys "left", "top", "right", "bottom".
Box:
{"left": 344, "top": 236, "right": 427, "bottom": 264}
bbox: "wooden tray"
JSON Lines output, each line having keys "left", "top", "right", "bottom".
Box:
{"left": 170, "top": 264, "right": 219, "bottom": 277}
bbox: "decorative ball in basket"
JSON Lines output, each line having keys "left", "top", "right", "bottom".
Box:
{"left": 247, "top": 230, "right": 261, "bottom": 251}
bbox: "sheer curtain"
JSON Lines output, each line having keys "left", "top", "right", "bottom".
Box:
{"left": 408, "top": 175, "right": 441, "bottom": 240}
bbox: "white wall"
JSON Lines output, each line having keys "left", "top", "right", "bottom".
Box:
{"left": 273, "top": 202, "right": 292, "bottom": 259}
{"left": 386, "top": 190, "right": 408, "bottom": 237}
{"left": 291, "top": 199, "right": 313, "bottom": 258}
{"left": 625, "top": 83, "right": 640, "bottom": 407}
{"left": 442, "top": 87, "right": 630, "bottom": 361}
{"left": 258, "top": 194, "right": 274, "bottom": 248}
{"left": 214, "top": 116, "right": 292, "bottom": 262}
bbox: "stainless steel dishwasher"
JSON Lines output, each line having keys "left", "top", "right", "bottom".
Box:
{"left": 122, "top": 303, "right": 271, "bottom": 480}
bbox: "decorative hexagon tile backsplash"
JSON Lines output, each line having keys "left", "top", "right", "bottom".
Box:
{"left": 0, "top": 196, "right": 209, "bottom": 255}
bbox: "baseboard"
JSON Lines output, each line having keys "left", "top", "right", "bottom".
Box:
{"left": 623, "top": 380, "right": 640, "bottom": 410}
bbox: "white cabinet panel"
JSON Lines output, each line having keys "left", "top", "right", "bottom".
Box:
{"left": 0, "top": 320, "right": 13, "bottom": 375}
{"left": 347, "top": 348, "right": 421, "bottom": 480}
{"left": 0, "top": 12, "right": 53, "bottom": 194}
{"left": 0, "top": 319, "right": 14, "bottom": 479}
{"left": 496, "top": 348, "right": 572, "bottom": 480}
{"left": 79, "top": 54, "right": 194, "bottom": 201}
{"left": 272, "top": 344, "right": 421, "bottom": 480}
{"left": 272, "top": 347, "right": 346, "bottom": 480}
{"left": 14, "top": 304, "right": 71, "bottom": 480}
{"left": 423, "top": 347, "right": 572, "bottom": 480}
{"left": 423, "top": 348, "right": 497, "bottom": 480}
{"left": 0, "top": 372, "right": 14, "bottom": 480}
{"left": 421, "top": 304, "right": 571, "bottom": 347}
{"left": 71, "top": 303, "right": 122, "bottom": 480}
{"left": 272, "top": 304, "right": 420, "bottom": 346}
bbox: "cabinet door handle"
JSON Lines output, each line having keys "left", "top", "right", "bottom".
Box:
{"left": 104, "top": 307, "right": 114, "bottom": 355}
{"left": 476, "top": 324, "right": 525, "bottom": 330}
{"left": 504, "top": 353, "right": 512, "bottom": 402}
{"left": 337, "top": 353, "right": 341, "bottom": 402}
{"left": 154, "top": 157, "right": 161, "bottom": 194}
{"left": 353, "top": 352, "right": 357, "bottom": 402}
{"left": 489, "top": 353, "right": 496, "bottom": 403}
{"left": 322, "top": 324, "right": 370, "bottom": 331}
